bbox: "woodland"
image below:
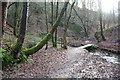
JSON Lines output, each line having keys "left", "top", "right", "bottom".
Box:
{"left": 0, "top": 0, "right": 120, "bottom": 79}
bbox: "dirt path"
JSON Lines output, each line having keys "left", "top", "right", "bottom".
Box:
{"left": 3, "top": 47, "right": 120, "bottom": 78}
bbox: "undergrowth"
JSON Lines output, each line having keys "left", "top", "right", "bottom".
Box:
{"left": 1, "top": 47, "right": 28, "bottom": 67}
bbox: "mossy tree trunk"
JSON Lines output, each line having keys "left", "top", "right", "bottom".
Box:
{"left": 63, "top": 2, "right": 75, "bottom": 49}
{"left": 22, "top": 2, "right": 69, "bottom": 56}
{"left": 11, "top": 2, "right": 27, "bottom": 58}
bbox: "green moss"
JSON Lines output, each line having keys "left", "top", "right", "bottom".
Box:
{"left": 22, "top": 32, "right": 52, "bottom": 56}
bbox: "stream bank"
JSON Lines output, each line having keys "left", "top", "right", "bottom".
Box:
{"left": 79, "top": 44, "right": 120, "bottom": 64}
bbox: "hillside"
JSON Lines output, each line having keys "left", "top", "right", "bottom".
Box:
{"left": 1, "top": 1, "right": 120, "bottom": 79}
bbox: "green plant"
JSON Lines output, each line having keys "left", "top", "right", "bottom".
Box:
{"left": 1, "top": 48, "right": 25, "bottom": 64}
{"left": 0, "top": 48, "right": 6, "bottom": 60}
{"left": 3, "top": 52, "right": 27, "bottom": 64}
{"left": 0, "top": 47, "right": 28, "bottom": 65}
{"left": 0, "top": 48, "right": 17, "bottom": 64}
{"left": 17, "top": 51, "right": 27, "bottom": 63}
{"left": 3, "top": 53, "right": 15, "bottom": 63}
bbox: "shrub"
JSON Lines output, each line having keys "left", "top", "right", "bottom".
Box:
{"left": 0, "top": 48, "right": 5, "bottom": 60}
{"left": 1, "top": 47, "right": 27, "bottom": 65}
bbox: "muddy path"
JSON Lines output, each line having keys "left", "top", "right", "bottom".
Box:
{"left": 3, "top": 47, "right": 120, "bottom": 78}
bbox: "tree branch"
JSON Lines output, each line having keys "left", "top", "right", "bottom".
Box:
{"left": 8, "top": 2, "right": 15, "bottom": 9}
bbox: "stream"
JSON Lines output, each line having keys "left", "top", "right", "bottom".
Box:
{"left": 69, "top": 44, "right": 120, "bottom": 64}
{"left": 90, "top": 51, "right": 120, "bottom": 64}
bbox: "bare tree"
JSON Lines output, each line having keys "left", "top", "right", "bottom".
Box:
{"left": 13, "top": 2, "right": 21, "bottom": 37}
{"left": 51, "top": 1, "right": 55, "bottom": 47}
{"left": 0, "top": 2, "right": 2, "bottom": 47}
{"left": 118, "top": 1, "right": 120, "bottom": 26}
{"left": 112, "top": 9, "right": 116, "bottom": 24}
{"left": 63, "top": 2, "right": 75, "bottom": 49}
{"left": 45, "top": 0, "right": 48, "bottom": 49}
{"left": 118, "top": 1, "right": 120, "bottom": 45}
{"left": 2, "top": 2, "right": 8, "bottom": 35}
{"left": 82, "top": 0, "right": 88, "bottom": 37}
{"left": 63, "top": 7, "right": 67, "bottom": 49}
{"left": 11, "top": 2, "right": 28, "bottom": 58}
{"left": 98, "top": 0, "right": 106, "bottom": 41}
{"left": 54, "top": 1, "right": 59, "bottom": 48}
{"left": 73, "top": 8, "right": 88, "bottom": 37}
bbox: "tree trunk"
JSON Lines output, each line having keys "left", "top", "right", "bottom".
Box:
{"left": 73, "top": 8, "right": 88, "bottom": 37}
{"left": 26, "top": 1, "right": 29, "bottom": 31}
{"left": 22, "top": 2, "right": 69, "bottom": 56}
{"left": 99, "top": 12, "right": 106, "bottom": 41}
{"left": 54, "top": 2, "right": 59, "bottom": 48}
{"left": 118, "top": 1, "right": 120, "bottom": 26}
{"left": 51, "top": 1, "right": 55, "bottom": 47}
{"left": 11, "top": 2, "right": 27, "bottom": 58}
{"left": 98, "top": 0, "right": 106, "bottom": 41}
{"left": 63, "top": 2, "right": 75, "bottom": 49}
{"left": 13, "top": 2, "right": 20, "bottom": 37}
{"left": 82, "top": 0, "right": 88, "bottom": 37}
{"left": 118, "top": 1, "right": 120, "bottom": 45}
{"left": 0, "top": 2, "right": 2, "bottom": 47}
{"left": 45, "top": 0, "right": 48, "bottom": 50}
{"left": 2, "top": 2, "right": 8, "bottom": 35}
{"left": 63, "top": 8, "right": 67, "bottom": 49}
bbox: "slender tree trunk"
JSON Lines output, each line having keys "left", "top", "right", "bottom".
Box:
{"left": 51, "top": 1, "right": 55, "bottom": 47}
{"left": 26, "top": 1, "right": 29, "bottom": 31}
{"left": 13, "top": 2, "right": 20, "bottom": 37}
{"left": 45, "top": 1, "right": 48, "bottom": 50}
{"left": 11, "top": 2, "right": 27, "bottom": 58}
{"left": 63, "top": 8, "right": 67, "bottom": 49}
{"left": 118, "top": 1, "right": 120, "bottom": 45}
{"left": 66, "top": 2, "right": 75, "bottom": 27}
{"left": 63, "top": 2, "right": 75, "bottom": 49}
{"left": 82, "top": 0, "right": 88, "bottom": 37}
{"left": 118, "top": 1, "right": 120, "bottom": 26}
{"left": 98, "top": 0, "right": 106, "bottom": 41}
{"left": 99, "top": 11, "right": 106, "bottom": 41}
{"left": 54, "top": 2, "right": 59, "bottom": 48}
{"left": 2, "top": 2, "right": 8, "bottom": 35}
{"left": 73, "top": 7, "right": 88, "bottom": 37}
{"left": 22, "top": 2, "right": 69, "bottom": 56}
{"left": 0, "top": 2, "right": 2, "bottom": 47}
